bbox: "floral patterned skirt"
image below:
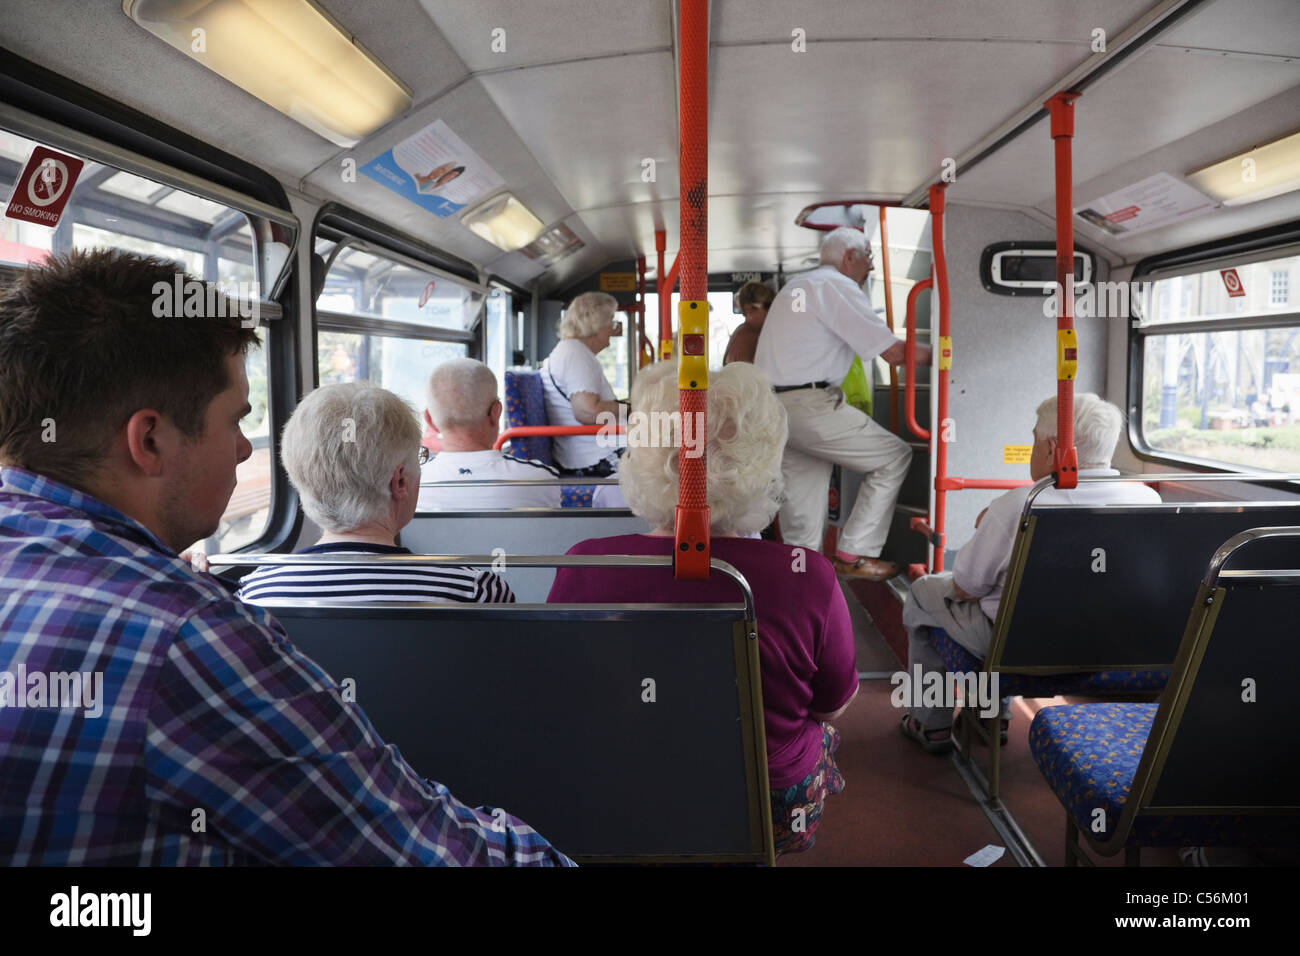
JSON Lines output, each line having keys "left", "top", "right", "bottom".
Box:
{"left": 770, "top": 723, "right": 845, "bottom": 856}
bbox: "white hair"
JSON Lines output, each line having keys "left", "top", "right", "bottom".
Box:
{"left": 558, "top": 291, "right": 618, "bottom": 339}
{"left": 819, "top": 226, "right": 868, "bottom": 266}
{"left": 1035, "top": 392, "right": 1123, "bottom": 469}
{"left": 281, "top": 382, "right": 420, "bottom": 532}
{"left": 618, "top": 361, "right": 787, "bottom": 535}
{"left": 427, "top": 357, "right": 498, "bottom": 431}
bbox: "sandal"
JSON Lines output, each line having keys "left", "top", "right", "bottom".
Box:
{"left": 899, "top": 715, "right": 953, "bottom": 755}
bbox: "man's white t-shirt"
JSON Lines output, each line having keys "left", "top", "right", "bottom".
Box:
{"left": 418, "top": 450, "right": 561, "bottom": 510}
{"left": 541, "top": 338, "right": 618, "bottom": 470}
{"left": 951, "top": 468, "right": 1162, "bottom": 621}
{"left": 418, "top": 449, "right": 628, "bottom": 510}
{"left": 754, "top": 265, "right": 898, "bottom": 387}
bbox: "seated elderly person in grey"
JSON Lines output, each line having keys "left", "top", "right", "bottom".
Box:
{"left": 236, "top": 382, "right": 513, "bottom": 604}
{"left": 418, "top": 357, "right": 625, "bottom": 510}
{"left": 898, "top": 392, "right": 1160, "bottom": 755}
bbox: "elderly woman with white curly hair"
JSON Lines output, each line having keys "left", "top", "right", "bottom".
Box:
{"left": 237, "top": 381, "right": 512, "bottom": 605}
{"left": 540, "top": 290, "right": 627, "bottom": 477}
{"left": 546, "top": 360, "right": 858, "bottom": 855}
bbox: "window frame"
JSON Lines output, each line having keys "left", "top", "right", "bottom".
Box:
{"left": 0, "top": 51, "right": 303, "bottom": 555}
{"left": 311, "top": 205, "right": 487, "bottom": 362}
{"left": 1127, "top": 220, "right": 1300, "bottom": 475}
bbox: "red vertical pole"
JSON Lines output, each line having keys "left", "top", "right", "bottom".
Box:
{"left": 1046, "top": 91, "right": 1080, "bottom": 489}
{"left": 879, "top": 206, "right": 900, "bottom": 435}
{"left": 928, "top": 184, "right": 952, "bottom": 573}
{"left": 674, "top": 0, "right": 709, "bottom": 579}
{"left": 635, "top": 255, "right": 652, "bottom": 368}
{"left": 655, "top": 229, "right": 671, "bottom": 359}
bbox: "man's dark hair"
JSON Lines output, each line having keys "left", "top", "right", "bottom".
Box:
{"left": 0, "top": 248, "right": 260, "bottom": 489}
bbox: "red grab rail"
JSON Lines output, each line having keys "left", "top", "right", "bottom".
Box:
{"left": 673, "top": 0, "right": 710, "bottom": 579}
{"left": 935, "top": 477, "right": 1034, "bottom": 492}
{"left": 904, "top": 278, "right": 933, "bottom": 441}
{"left": 929, "top": 184, "right": 952, "bottom": 572}
{"left": 879, "top": 205, "right": 900, "bottom": 435}
{"left": 493, "top": 425, "right": 624, "bottom": 451}
{"left": 1047, "top": 91, "right": 1080, "bottom": 489}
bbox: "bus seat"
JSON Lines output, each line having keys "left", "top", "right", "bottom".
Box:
{"left": 504, "top": 368, "right": 595, "bottom": 507}
{"left": 503, "top": 369, "right": 552, "bottom": 463}
{"left": 402, "top": 511, "right": 648, "bottom": 602}
{"left": 933, "top": 497, "right": 1300, "bottom": 799}
{"left": 1029, "top": 527, "right": 1300, "bottom": 863}
{"left": 246, "top": 554, "right": 771, "bottom": 864}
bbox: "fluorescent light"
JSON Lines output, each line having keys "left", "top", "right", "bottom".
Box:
{"left": 123, "top": 0, "right": 412, "bottom": 147}
{"left": 460, "top": 193, "right": 545, "bottom": 252}
{"left": 1186, "top": 130, "right": 1300, "bottom": 206}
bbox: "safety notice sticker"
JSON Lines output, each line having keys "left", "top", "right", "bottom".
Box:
{"left": 5, "top": 146, "right": 84, "bottom": 228}
{"left": 1003, "top": 445, "right": 1032, "bottom": 464}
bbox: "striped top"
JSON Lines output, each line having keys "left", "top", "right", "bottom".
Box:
{"left": 0, "top": 467, "right": 568, "bottom": 866}
{"left": 236, "top": 543, "right": 514, "bottom": 604}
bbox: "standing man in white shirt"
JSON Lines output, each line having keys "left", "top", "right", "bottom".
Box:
{"left": 755, "top": 227, "right": 931, "bottom": 581}
{"left": 898, "top": 393, "right": 1161, "bottom": 754}
{"left": 541, "top": 291, "right": 627, "bottom": 477}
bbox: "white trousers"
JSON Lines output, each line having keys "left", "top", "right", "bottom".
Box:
{"left": 776, "top": 386, "right": 912, "bottom": 557}
{"left": 902, "top": 572, "right": 995, "bottom": 730}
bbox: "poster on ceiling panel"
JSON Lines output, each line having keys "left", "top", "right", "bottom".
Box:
{"left": 360, "top": 119, "right": 504, "bottom": 218}
{"left": 1074, "top": 171, "right": 1215, "bottom": 238}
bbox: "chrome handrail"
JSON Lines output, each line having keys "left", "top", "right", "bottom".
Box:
{"left": 1202, "top": 527, "right": 1300, "bottom": 589}
{"left": 1020, "top": 472, "right": 1300, "bottom": 519}
{"left": 207, "top": 553, "right": 757, "bottom": 620}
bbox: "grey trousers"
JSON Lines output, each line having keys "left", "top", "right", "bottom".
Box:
{"left": 901, "top": 572, "right": 995, "bottom": 730}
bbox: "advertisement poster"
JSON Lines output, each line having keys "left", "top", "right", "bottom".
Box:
{"left": 1074, "top": 171, "right": 1215, "bottom": 238}
{"left": 360, "top": 119, "right": 504, "bottom": 218}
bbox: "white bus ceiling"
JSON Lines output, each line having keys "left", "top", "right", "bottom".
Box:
{"left": 0, "top": 0, "right": 1297, "bottom": 289}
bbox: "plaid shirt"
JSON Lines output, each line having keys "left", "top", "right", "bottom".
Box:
{"left": 0, "top": 468, "right": 573, "bottom": 866}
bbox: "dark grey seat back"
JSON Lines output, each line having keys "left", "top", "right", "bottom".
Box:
{"left": 1149, "top": 579, "right": 1300, "bottom": 810}
{"left": 997, "top": 502, "right": 1300, "bottom": 671}
{"left": 266, "top": 603, "right": 769, "bottom": 863}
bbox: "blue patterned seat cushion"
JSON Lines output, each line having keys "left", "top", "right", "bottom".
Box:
{"left": 560, "top": 486, "right": 594, "bottom": 508}
{"left": 929, "top": 628, "right": 1168, "bottom": 697}
{"left": 1030, "top": 703, "right": 1300, "bottom": 848}
{"left": 503, "top": 370, "right": 552, "bottom": 465}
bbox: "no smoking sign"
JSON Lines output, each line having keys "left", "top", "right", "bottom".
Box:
{"left": 5, "top": 146, "right": 84, "bottom": 228}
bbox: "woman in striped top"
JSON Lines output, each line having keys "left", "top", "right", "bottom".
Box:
{"left": 236, "top": 382, "right": 512, "bottom": 605}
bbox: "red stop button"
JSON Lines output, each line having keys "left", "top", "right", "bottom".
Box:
{"left": 682, "top": 334, "right": 705, "bottom": 355}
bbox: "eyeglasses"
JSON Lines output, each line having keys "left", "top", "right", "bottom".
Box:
{"left": 418, "top": 446, "right": 430, "bottom": 465}
{"left": 610, "top": 320, "right": 624, "bottom": 336}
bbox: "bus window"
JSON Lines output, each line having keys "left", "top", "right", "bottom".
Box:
{"left": 0, "top": 126, "right": 272, "bottom": 555}
{"left": 315, "top": 240, "right": 478, "bottom": 431}
{"left": 1136, "top": 252, "right": 1300, "bottom": 472}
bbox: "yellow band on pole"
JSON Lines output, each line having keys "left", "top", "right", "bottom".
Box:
{"left": 1057, "top": 328, "right": 1078, "bottom": 381}
{"left": 937, "top": 335, "right": 953, "bottom": 371}
{"left": 677, "top": 300, "right": 709, "bottom": 390}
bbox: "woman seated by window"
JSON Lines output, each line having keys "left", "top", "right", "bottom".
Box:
{"left": 238, "top": 382, "right": 512, "bottom": 604}
{"left": 546, "top": 361, "right": 857, "bottom": 855}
